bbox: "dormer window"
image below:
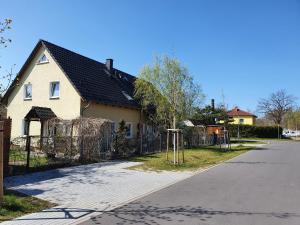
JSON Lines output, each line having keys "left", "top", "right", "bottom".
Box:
{"left": 37, "top": 54, "right": 49, "bottom": 64}
{"left": 24, "top": 84, "right": 32, "bottom": 100}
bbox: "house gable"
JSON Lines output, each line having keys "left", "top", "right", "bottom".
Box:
{"left": 7, "top": 44, "right": 82, "bottom": 138}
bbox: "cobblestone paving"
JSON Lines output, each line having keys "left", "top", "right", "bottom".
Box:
{"left": 3, "top": 161, "right": 193, "bottom": 225}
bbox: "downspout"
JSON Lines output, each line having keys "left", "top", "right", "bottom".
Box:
{"left": 80, "top": 101, "right": 91, "bottom": 117}
{"left": 79, "top": 100, "right": 91, "bottom": 161}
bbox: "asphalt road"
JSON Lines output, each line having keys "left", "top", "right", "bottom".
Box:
{"left": 80, "top": 141, "right": 300, "bottom": 225}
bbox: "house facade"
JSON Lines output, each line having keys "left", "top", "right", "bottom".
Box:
{"left": 227, "top": 107, "right": 257, "bottom": 125}
{"left": 3, "top": 40, "right": 144, "bottom": 139}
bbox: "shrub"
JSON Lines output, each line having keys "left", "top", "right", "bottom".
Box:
{"left": 228, "top": 124, "right": 283, "bottom": 138}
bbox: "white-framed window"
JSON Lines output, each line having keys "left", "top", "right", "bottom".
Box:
{"left": 37, "top": 54, "right": 49, "bottom": 64}
{"left": 239, "top": 118, "right": 244, "bottom": 124}
{"left": 125, "top": 122, "right": 133, "bottom": 138}
{"left": 23, "top": 83, "right": 32, "bottom": 100}
{"left": 50, "top": 81, "right": 60, "bottom": 99}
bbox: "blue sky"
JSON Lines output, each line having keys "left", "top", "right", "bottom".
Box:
{"left": 1, "top": 0, "right": 300, "bottom": 114}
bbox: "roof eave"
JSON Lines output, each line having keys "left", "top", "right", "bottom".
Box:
{"left": 2, "top": 40, "right": 44, "bottom": 105}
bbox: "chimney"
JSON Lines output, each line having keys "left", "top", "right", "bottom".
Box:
{"left": 211, "top": 99, "right": 215, "bottom": 111}
{"left": 106, "top": 58, "right": 113, "bottom": 71}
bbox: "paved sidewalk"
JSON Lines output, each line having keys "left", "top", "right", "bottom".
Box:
{"left": 3, "top": 161, "right": 193, "bottom": 225}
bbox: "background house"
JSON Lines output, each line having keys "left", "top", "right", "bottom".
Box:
{"left": 227, "top": 107, "right": 257, "bottom": 125}
{"left": 3, "top": 40, "right": 146, "bottom": 139}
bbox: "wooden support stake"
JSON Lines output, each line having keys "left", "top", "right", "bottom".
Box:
{"left": 181, "top": 132, "right": 184, "bottom": 163}
{"left": 173, "top": 132, "right": 176, "bottom": 165}
{"left": 166, "top": 131, "right": 169, "bottom": 160}
{"left": 177, "top": 131, "right": 179, "bottom": 164}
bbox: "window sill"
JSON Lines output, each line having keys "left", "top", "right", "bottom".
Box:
{"left": 24, "top": 98, "right": 32, "bottom": 101}
{"left": 50, "top": 96, "right": 60, "bottom": 100}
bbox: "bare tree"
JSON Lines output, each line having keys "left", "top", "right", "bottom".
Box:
{"left": 0, "top": 19, "right": 13, "bottom": 118}
{"left": 0, "top": 18, "right": 12, "bottom": 203}
{"left": 257, "top": 90, "right": 296, "bottom": 125}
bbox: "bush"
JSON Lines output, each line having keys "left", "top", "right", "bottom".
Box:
{"left": 228, "top": 124, "right": 283, "bottom": 138}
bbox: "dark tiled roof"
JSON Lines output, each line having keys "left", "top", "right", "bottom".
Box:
{"left": 25, "top": 106, "right": 56, "bottom": 120}
{"left": 41, "top": 40, "right": 139, "bottom": 109}
{"left": 227, "top": 107, "right": 257, "bottom": 117}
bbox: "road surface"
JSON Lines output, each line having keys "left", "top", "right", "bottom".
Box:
{"left": 80, "top": 141, "right": 300, "bottom": 225}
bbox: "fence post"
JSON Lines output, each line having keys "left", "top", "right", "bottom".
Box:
{"left": 0, "top": 121, "right": 4, "bottom": 202}
{"left": 159, "top": 134, "right": 162, "bottom": 152}
{"left": 3, "top": 118, "right": 11, "bottom": 176}
{"left": 70, "top": 122, "right": 73, "bottom": 158}
{"left": 26, "top": 136, "right": 31, "bottom": 172}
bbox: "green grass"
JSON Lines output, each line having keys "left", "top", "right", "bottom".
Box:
{"left": 9, "top": 148, "right": 49, "bottom": 167}
{"left": 0, "top": 189, "right": 55, "bottom": 222}
{"left": 129, "top": 145, "right": 253, "bottom": 171}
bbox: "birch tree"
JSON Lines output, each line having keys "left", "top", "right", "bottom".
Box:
{"left": 134, "top": 55, "right": 203, "bottom": 129}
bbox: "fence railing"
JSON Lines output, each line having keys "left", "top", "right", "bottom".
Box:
{"left": 8, "top": 130, "right": 229, "bottom": 175}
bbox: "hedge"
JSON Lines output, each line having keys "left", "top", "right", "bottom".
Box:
{"left": 228, "top": 124, "right": 283, "bottom": 138}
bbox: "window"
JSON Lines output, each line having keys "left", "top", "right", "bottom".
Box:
{"left": 239, "top": 118, "right": 244, "bottom": 124}
{"left": 125, "top": 122, "right": 133, "bottom": 138}
{"left": 24, "top": 84, "right": 32, "bottom": 100}
{"left": 50, "top": 82, "right": 60, "bottom": 98}
{"left": 37, "top": 54, "right": 49, "bottom": 64}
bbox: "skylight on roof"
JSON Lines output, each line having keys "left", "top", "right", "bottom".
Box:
{"left": 122, "top": 91, "right": 133, "bottom": 101}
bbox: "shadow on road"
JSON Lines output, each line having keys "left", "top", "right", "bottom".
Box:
{"left": 83, "top": 201, "right": 300, "bottom": 225}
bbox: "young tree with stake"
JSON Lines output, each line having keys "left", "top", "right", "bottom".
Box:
{"left": 134, "top": 55, "right": 203, "bottom": 164}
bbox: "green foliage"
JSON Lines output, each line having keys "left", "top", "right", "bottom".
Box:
{"left": 192, "top": 105, "right": 231, "bottom": 126}
{"left": 112, "top": 120, "right": 135, "bottom": 158}
{"left": 228, "top": 124, "right": 283, "bottom": 138}
{"left": 134, "top": 55, "right": 204, "bottom": 128}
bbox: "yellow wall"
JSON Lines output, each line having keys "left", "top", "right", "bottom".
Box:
{"left": 7, "top": 46, "right": 82, "bottom": 138}
{"left": 231, "top": 116, "right": 256, "bottom": 125}
{"left": 82, "top": 103, "right": 143, "bottom": 138}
